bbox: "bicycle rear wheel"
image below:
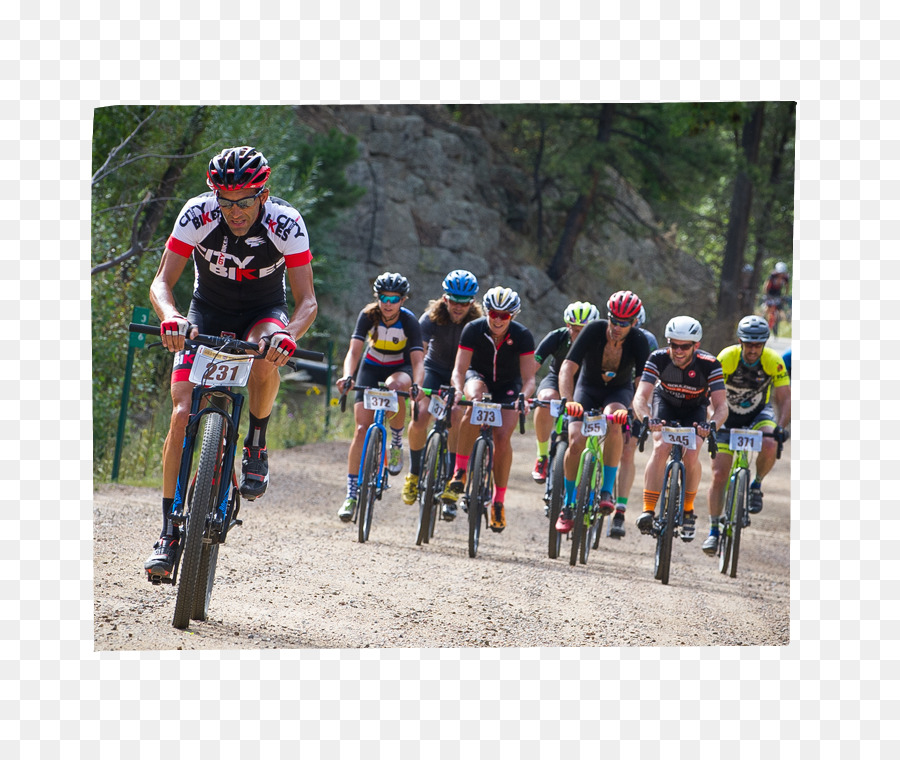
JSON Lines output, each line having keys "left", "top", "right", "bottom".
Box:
{"left": 571, "top": 451, "right": 594, "bottom": 566}
{"left": 654, "top": 464, "right": 680, "bottom": 585}
{"left": 468, "top": 438, "right": 490, "bottom": 558}
{"left": 173, "top": 412, "right": 223, "bottom": 630}
{"left": 547, "top": 439, "right": 567, "bottom": 559}
{"left": 416, "top": 433, "right": 443, "bottom": 546}
{"left": 728, "top": 469, "right": 749, "bottom": 578}
{"left": 357, "top": 428, "right": 382, "bottom": 544}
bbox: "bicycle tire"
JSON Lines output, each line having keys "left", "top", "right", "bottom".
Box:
{"left": 718, "top": 478, "right": 736, "bottom": 574}
{"left": 468, "top": 438, "right": 490, "bottom": 558}
{"left": 417, "top": 433, "right": 442, "bottom": 545}
{"left": 729, "top": 469, "right": 749, "bottom": 578}
{"left": 547, "top": 440, "right": 567, "bottom": 559}
{"left": 173, "top": 412, "right": 223, "bottom": 629}
{"left": 357, "top": 428, "right": 382, "bottom": 544}
{"left": 571, "top": 451, "right": 594, "bottom": 566}
{"left": 192, "top": 543, "right": 219, "bottom": 621}
{"left": 655, "top": 464, "right": 680, "bottom": 585}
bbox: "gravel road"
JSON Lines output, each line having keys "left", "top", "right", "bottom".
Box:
{"left": 93, "top": 430, "right": 790, "bottom": 650}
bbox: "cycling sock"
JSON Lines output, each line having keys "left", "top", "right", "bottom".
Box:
{"left": 409, "top": 447, "right": 423, "bottom": 476}
{"left": 347, "top": 474, "right": 359, "bottom": 500}
{"left": 616, "top": 496, "right": 628, "bottom": 508}
{"left": 602, "top": 465, "right": 618, "bottom": 494}
{"left": 494, "top": 486, "right": 507, "bottom": 503}
{"left": 391, "top": 426, "right": 403, "bottom": 448}
{"left": 709, "top": 516, "right": 720, "bottom": 536}
{"left": 685, "top": 490, "right": 697, "bottom": 512}
{"left": 245, "top": 413, "right": 270, "bottom": 449}
{"left": 161, "top": 498, "right": 175, "bottom": 538}
{"left": 537, "top": 440, "right": 550, "bottom": 458}
{"left": 643, "top": 490, "right": 661, "bottom": 512}
{"left": 564, "top": 478, "right": 576, "bottom": 505}
{"left": 454, "top": 454, "right": 469, "bottom": 474}
{"left": 751, "top": 479, "right": 762, "bottom": 490}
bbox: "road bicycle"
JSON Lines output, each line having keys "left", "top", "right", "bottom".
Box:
{"left": 637, "top": 416, "right": 718, "bottom": 585}
{"left": 415, "top": 385, "right": 456, "bottom": 546}
{"left": 456, "top": 394, "right": 525, "bottom": 559}
{"left": 129, "top": 321, "right": 323, "bottom": 629}
{"left": 339, "top": 380, "right": 417, "bottom": 544}
{"left": 567, "top": 410, "right": 632, "bottom": 567}
{"left": 530, "top": 398, "right": 568, "bottom": 559}
{"left": 715, "top": 426, "right": 784, "bottom": 578}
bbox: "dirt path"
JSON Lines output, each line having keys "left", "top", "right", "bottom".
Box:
{"left": 93, "top": 431, "right": 790, "bottom": 650}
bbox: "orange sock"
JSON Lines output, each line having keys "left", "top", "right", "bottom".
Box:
{"left": 685, "top": 491, "right": 697, "bottom": 514}
{"left": 643, "top": 490, "right": 660, "bottom": 512}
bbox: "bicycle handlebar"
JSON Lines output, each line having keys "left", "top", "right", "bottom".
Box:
{"left": 337, "top": 379, "right": 419, "bottom": 421}
{"left": 128, "top": 322, "right": 326, "bottom": 362}
{"left": 637, "top": 416, "right": 719, "bottom": 458}
{"left": 717, "top": 425, "right": 784, "bottom": 460}
{"left": 457, "top": 393, "right": 527, "bottom": 434}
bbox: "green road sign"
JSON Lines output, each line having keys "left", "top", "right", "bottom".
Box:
{"left": 129, "top": 306, "right": 151, "bottom": 347}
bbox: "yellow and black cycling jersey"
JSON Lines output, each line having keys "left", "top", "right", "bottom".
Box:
{"left": 717, "top": 344, "right": 790, "bottom": 418}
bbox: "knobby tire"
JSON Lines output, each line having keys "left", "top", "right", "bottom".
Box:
{"left": 571, "top": 451, "right": 594, "bottom": 566}
{"left": 718, "top": 478, "right": 736, "bottom": 574}
{"left": 547, "top": 440, "right": 567, "bottom": 559}
{"left": 358, "top": 428, "right": 381, "bottom": 544}
{"left": 655, "top": 464, "right": 680, "bottom": 585}
{"left": 729, "top": 469, "right": 749, "bottom": 578}
{"left": 173, "top": 412, "right": 224, "bottom": 630}
{"left": 417, "top": 434, "right": 442, "bottom": 546}
{"left": 468, "top": 438, "right": 490, "bottom": 558}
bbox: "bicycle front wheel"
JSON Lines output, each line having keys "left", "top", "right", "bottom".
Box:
{"left": 718, "top": 477, "right": 736, "bottom": 574}
{"left": 571, "top": 451, "right": 594, "bottom": 566}
{"left": 416, "top": 433, "right": 443, "bottom": 546}
{"left": 173, "top": 412, "right": 224, "bottom": 630}
{"left": 728, "top": 469, "right": 749, "bottom": 578}
{"left": 358, "top": 428, "right": 382, "bottom": 544}
{"left": 547, "top": 440, "right": 567, "bottom": 559}
{"left": 468, "top": 438, "right": 490, "bottom": 558}
{"left": 655, "top": 464, "right": 681, "bottom": 585}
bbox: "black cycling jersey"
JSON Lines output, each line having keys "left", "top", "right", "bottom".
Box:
{"left": 166, "top": 192, "right": 312, "bottom": 314}
{"left": 566, "top": 320, "right": 650, "bottom": 390}
{"left": 458, "top": 318, "right": 535, "bottom": 385}
{"left": 534, "top": 327, "right": 571, "bottom": 376}
{"left": 420, "top": 313, "right": 467, "bottom": 374}
{"left": 641, "top": 348, "right": 725, "bottom": 408}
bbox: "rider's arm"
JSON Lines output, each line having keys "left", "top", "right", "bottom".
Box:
{"left": 450, "top": 347, "right": 473, "bottom": 402}
{"left": 338, "top": 337, "right": 366, "bottom": 393}
{"left": 519, "top": 352, "right": 538, "bottom": 402}
{"left": 632, "top": 379, "right": 654, "bottom": 423}
{"left": 284, "top": 262, "right": 318, "bottom": 342}
{"left": 707, "top": 388, "right": 728, "bottom": 430}
{"left": 409, "top": 348, "right": 425, "bottom": 397}
{"left": 149, "top": 249, "right": 197, "bottom": 351}
{"left": 558, "top": 358, "right": 579, "bottom": 401}
{"left": 773, "top": 384, "right": 791, "bottom": 428}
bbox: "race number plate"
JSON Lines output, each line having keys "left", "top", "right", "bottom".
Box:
{"left": 188, "top": 346, "right": 253, "bottom": 388}
{"left": 363, "top": 388, "right": 399, "bottom": 413}
{"left": 660, "top": 426, "right": 697, "bottom": 450}
{"left": 729, "top": 428, "right": 763, "bottom": 452}
{"left": 428, "top": 393, "right": 448, "bottom": 420}
{"left": 582, "top": 413, "right": 608, "bottom": 437}
{"left": 470, "top": 400, "right": 502, "bottom": 427}
{"left": 549, "top": 399, "right": 564, "bottom": 418}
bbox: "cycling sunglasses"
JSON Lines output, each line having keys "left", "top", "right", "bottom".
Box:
{"left": 216, "top": 188, "right": 265, "bottom": 209}
{"left": 445, "top": 294, "right": 474, "bottom": 304}
{"left": 668, "top": 340, "right": 694, "bottom": 352}
{"left": 607, "top": 313, "right": 635, "bottom": 328}
{"left": 378, "top": 294, "right": 403, "bottom": 304}
{"left": 488, "top": 310, "right": 513, "bottom": 321}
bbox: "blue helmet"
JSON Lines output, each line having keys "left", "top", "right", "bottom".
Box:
{"left": 442, "top": 269, "right": 479, "bottom": 300}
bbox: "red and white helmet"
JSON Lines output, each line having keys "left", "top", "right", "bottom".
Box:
{"left": 607, "top": 290, "right": 642, "bottom": 321}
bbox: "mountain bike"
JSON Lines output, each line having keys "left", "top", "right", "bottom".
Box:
{"left": 339, "top": 380, "right": 417, "bottom": 544}
{"left": 715, "top": 426, "right": 784, "bottom": 578}
{"left": 415, "top": 385, "right": 455, "bottom": 546}
{"left": 530, "top": 398, "right": 568, "bottom": 559}
{"left": 129, "top": 321, "right": 323, "bottom": 630}
{"left": 637, "top": 416, "right": 718, "bottom": 585}
{"left": 456, "top": 394, "right": 526, "bottom": 559}
{"left": 568, "top": 410, "right": 632, "bottom": 567}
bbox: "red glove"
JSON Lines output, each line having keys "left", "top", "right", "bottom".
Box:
{"left": 610, "top": 409, "right": 629, "bottom": 426}
{"left": 268, "top": 331, "right": 297, "bottom": 357}
{"left": 565, "top": 401, "right": 584, "bottom": 418}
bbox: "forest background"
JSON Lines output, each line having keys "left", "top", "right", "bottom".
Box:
{"left": 90, "top": 103, "right": 795, "bottom": 483}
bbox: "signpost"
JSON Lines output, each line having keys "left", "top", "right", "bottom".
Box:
{"left": 111, "top": 306, "right": 150, "bottom": 481}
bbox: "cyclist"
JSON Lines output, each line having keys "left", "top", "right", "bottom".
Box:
{"left": 763, "top": 261, "right": 791, "bottom": 335}
{"left": 443, "top": 286, "right": 537, "bottom": 530}
{"left": 531, "top": 301, "right": 600, "bottom": 485}
{"left": 336, "top": 272, "right": 424, "bottom": 521}
{"left": 632, "top": 316, "right": 728, "bottom": 543}
{"left": 702, "top": 315, "right": 791, "bottom": 554}
{"left": 613, "top": 304, "right": 659, "bottom": 537}
{"left": 401, "top": 270, "right": 482, "bottom": 519}
{"left": 556, "top": 291, "right": 650, "bottom": 535}
{"left": 144, "top": 145, "right": 318, "bottom": 580}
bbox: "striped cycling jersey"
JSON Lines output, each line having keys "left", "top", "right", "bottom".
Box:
{"left": 352, "top": 307, "right": 423, "bottom": 367}
{"left": 641, "top": 348, "right": 725, "bottom": 408}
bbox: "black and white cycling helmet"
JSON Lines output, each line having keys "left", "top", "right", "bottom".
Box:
{"left": 207, "top": 146, "right": 271, "bottom": 190}
{"left": 736, "top": 314, "right": 770, "bottom": 342}
{"left": 482, "top": 286, "right": 521, "bottom": 315}
{"left": 664, "top": 315, "right": 703, "bottom": 342}
{"left": 373, "top": 272, "right": 410, "bottom": 297}
{"left": 635, "top": 305, "right": 648, "bottom": 328}
{"left": 564, "top": 301, "right": 600, "bottom": 326}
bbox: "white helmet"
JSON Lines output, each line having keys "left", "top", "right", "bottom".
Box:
{"left": 482, "top": 286, "right": 521, "bottom": 315}
{"left": 664, "top": 315, "right": 702, "bottom": 342}
{"left": 636, "top": 305, "right": 647, "bottom": 328}
{"left": 774, "top": 261, "right": 788, "bottom": 274}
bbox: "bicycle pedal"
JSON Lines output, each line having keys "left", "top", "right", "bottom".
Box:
{"left": 146, "top": 572, "right": 173, "bottom": 586}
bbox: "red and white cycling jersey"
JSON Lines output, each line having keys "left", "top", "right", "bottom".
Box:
{"left": 165, "top": 192, "right": 312, "bottom": 313}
